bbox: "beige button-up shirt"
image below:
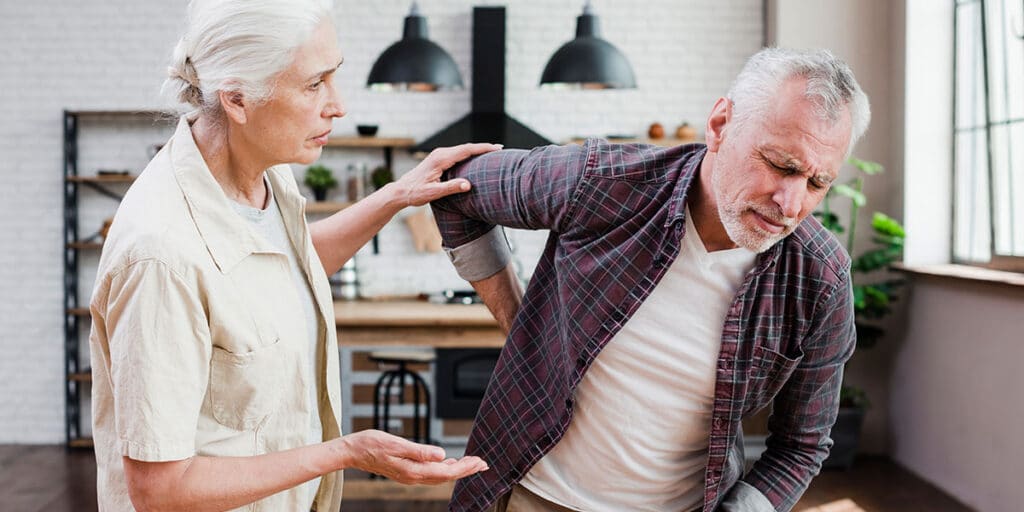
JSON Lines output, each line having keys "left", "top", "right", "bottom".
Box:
{"left": 89, "top": 117, "right": 344, "bottom": 511}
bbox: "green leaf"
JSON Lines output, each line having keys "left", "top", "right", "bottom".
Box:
{"left": 853, "top": 248, "right": 900, "bottom": 273}
{"left": 847, "top": 157, "right": 884, "bottom": 175}
{"left": 872, "top": 212, "right": 905, "bottom": 238}
{"left": 831, "top": 183, "right": 867, "bottom": 206}
{"left": 871, "top": 234, "right": 905, "bottom": 248}
{"left": 852, "top": 285, "right": 866, "bottom": 310}
{"left": 813, "top": 211, "right": 845, "bottom": 235}
{"left": 864, "top": 285, "right": 890, "bottom": 306}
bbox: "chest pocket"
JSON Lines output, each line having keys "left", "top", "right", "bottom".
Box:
{"left": 743, "top": 344, "right": 804, "bottom": 415}
{"left": 208, "top": 256, "right": 300, "bottom": 431}
{"left": 210, "top": 337, "right": 288, "bottom": 431}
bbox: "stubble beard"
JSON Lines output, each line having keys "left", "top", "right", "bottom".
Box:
{"left": 713, "top": 169, "right": 796, "bottom": 253}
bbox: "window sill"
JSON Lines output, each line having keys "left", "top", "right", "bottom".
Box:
{"left": 893, "top": 263, "right": 1024, "bottom": 288}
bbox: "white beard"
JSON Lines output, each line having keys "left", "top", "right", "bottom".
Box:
{"left": 712, "top": 170, "right": 796, "bottom": 253}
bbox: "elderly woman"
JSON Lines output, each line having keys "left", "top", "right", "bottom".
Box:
{"left": 88, "top": 1, "right": 494, "bottom": 511}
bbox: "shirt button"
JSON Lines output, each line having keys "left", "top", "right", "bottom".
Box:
{"left": 713, "top": 418, "right": 725, "bottom": 429}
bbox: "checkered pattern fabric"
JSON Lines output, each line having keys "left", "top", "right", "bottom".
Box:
{"left": 431, "top": 140, "right": 855, "bottom": 512}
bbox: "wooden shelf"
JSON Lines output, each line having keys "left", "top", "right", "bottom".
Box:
{"left": 67, "top": 308, "right": 90, "bottom": 317}
{"left": 68, "top": 370, "right": 92, "bottom": 382}
{"left": 325, "top": 136, "right": 416, "bottom": 148}
{"left": 67, "top": 241, "right": 103, "bottom": 250}
{"left": 68, "top": 437, "right": 94, "bottom": 449}
{"left": 306, "top": 201, "right": 352, "bottom": 214}
{"left": 67, "top": 109, "right": 169, "bottom": 118}
{"left": 66, "top": 175, "right": 136, "bottom": 184}
{"left": 567, "top": 136, "right": 701, "bottom": 148}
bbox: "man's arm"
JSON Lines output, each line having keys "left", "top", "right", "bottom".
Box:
{"left": 724, "top": 274, "right": 856, "bottom": 512}
{"left": 431, "top": 143, "right": 591, "bottom": 322}
{"left": 123, "top": 430, "right": 487, "bottom": 512}
{"left": 470, "top": 263, "right": 523, "bottom": 335}
{"left": 310, "top": 143, "right": 500, "bottom": 276}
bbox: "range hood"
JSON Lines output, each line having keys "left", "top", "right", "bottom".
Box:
{"left": 413, "top": 6, "right": 553, "bottom": 153}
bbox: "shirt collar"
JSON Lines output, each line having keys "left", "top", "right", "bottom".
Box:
{"left": 169, "top": 115, "right": 287, "bottom": 273}
{"left": 665, "top": 144, "right": 706, "bottom": 228}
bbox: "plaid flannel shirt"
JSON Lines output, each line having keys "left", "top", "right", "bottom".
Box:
{"left": 431, "top": 139, "right": 855, "bottom": 512}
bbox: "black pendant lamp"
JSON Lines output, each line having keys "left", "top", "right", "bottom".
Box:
{"left": 367, "top": 2, "right": 463, "bottom": 92}
{"left": 540, "top": 0, "right": 637, "bottom": 90}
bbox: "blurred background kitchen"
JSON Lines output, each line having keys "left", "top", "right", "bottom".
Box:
{"left": 1, "top": 0, "right": 1021, "bottom": 511}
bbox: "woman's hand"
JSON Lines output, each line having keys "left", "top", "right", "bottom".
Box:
{"left": 392, "top": 143, "right": 502, "bottom": 207}
{"left": 333, "top": 430, "right": 489, "bottom": 485}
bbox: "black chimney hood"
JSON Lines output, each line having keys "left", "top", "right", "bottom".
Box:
{"left": 413, "top": 6, "right": 553, "bottom": 153}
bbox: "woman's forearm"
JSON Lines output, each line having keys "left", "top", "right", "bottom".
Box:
{"left": 125, "top": 439, "right": 349, "bottom": 512}
{"left": 125, "top": 430, "right": 488, "bottom": 512}
{"left": 309, "top": 182, "right": 406, "bottom": 275}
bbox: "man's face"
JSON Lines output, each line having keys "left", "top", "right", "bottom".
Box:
{"left": 708, "top": 78, "right": 852, "bottom": 253}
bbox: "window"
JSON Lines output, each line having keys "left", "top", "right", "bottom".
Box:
{"left": 953, "top": 0, "right": 1024, "bottom": 270}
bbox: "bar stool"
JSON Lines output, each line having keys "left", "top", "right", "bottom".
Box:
{"left": 369, "top": 350, "right": 436, "bottom": 446}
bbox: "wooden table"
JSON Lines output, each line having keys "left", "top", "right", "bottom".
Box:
{"left": 334, "top": 299, "right": 505, "bottom": 348}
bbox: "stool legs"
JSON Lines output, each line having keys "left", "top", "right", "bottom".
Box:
{"left": 372, "top": 363, "right": 432, "bottom": 445}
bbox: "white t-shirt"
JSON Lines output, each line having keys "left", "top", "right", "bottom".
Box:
{"left": 521, "top": 207, "right": 756, "bottom": 511}
{"left": 230, "top": 176, "right": 323, "bottom": 505}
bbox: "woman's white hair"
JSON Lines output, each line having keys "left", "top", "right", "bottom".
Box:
{"left": 163, "top": 0, "right": 334, "bottom": 114}
{"left": 727, "top": 47, "right": 871, "bottom": 156}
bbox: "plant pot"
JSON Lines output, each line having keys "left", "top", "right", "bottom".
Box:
{"left": 313, "top": 188, "right": 328, "bottom": 202}
{"left": 823, "top": 405, "right": 866, "bottom": 469}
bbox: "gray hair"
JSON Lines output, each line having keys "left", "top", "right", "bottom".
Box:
{"left": 727, "top": 47, "right": 871, "bottom": 155}
{"left": 162, "top": 0, "right": 334, "bottom": 114}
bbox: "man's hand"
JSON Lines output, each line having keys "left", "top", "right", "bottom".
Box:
{"left": 334, "top": 430, "right": 489, "bottom": 485}
{"left": 393, "top": 143, "right": 502, "bottom": 207}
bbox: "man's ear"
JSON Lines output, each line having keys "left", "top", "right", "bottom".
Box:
{"left": 704, "top": 97, "right": 732, "bottom": 153}
{"left": 219, "top": 89, "right": 247, "bottom": 125}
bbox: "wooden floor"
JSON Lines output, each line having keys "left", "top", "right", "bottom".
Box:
{"left": 0, "top": 445, "right": 973, "bottom": 511}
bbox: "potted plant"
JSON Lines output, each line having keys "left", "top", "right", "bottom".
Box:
{"left": 813, "top": 157, "right": 905, "bottom": 469}
{"left": 304, "top": 164, "right": 337, "bottom": 201}
{"left": 369, "top": 165, "right": 393, "bottom": 191}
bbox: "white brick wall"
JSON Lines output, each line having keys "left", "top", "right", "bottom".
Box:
{"left": 0, "top": 0, "right": 761, "bottom": 443}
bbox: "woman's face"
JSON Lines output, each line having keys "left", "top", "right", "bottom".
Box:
{"left": 241, "top": 20, "right": 346, "bottom": 166}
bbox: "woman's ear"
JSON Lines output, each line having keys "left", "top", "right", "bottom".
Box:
{"left": 218, "top": 90, "right": 247, "bottom": 125}
{"left": 704, "top": 96, "right": 732, "bottom": 152}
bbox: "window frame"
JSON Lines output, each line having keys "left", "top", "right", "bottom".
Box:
{"left": 951, "top": 0, "right": 1024, "bottom": 272}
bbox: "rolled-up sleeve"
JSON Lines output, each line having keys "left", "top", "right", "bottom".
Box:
{"left": 98, "top": 259, "right": 212, "bottom": 462}
{"left": 430, "top": 142, "right": 591, "bottom": 281}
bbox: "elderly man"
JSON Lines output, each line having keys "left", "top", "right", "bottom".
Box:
{"left": 430, "top": 47, "right": 869, "bottom": 512}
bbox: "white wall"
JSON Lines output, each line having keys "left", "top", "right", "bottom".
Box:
{"left": 890, "top": 277, "right": 1024, "bottom": 512}
{"left": 768, "top": 0, "right": 907, "bottom": 455}
{"left": 0, "top": 0, "right": 762, "bottom": 443}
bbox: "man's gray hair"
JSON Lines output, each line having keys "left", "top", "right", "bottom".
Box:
{"left": 727, "top": 47, "right": 871, "bottom": 155}
{"left": 162, "top": 0, "right": 334, "bottom": 115}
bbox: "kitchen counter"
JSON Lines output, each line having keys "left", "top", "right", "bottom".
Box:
{"left": 334, "top": 299, "right": 505, "bottom": 348}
